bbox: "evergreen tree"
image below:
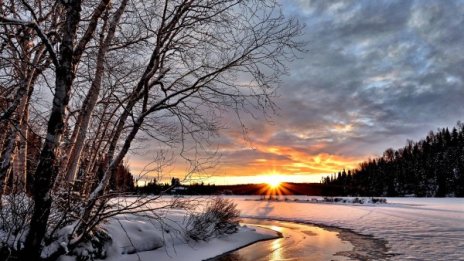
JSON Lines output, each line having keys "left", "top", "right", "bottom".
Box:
{"left": 323, "top": 122, "right": 464, "bottom": 197}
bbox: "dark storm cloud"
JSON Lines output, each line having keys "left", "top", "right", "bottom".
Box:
{"left": 261, "top": 0, "right": 464, "bottom": 157}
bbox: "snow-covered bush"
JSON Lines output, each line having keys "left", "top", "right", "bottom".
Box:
{"left": 0, "top": 193, "right": 33, "bottom": 254}
{"left": 322, "top": 197, "right": 387, "bottom": 204}
{"left": 186, "top": 197, "right": 240, "bottom": 241}
{"left": 0, "top": 191, "right": 91, "bottom": 260}
{"left": 54, "top": 227, "right": 111, "bottom": 261}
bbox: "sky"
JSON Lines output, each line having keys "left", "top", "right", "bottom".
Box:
{"left": 131, "top": 0, "right": 464, "bottom": 185}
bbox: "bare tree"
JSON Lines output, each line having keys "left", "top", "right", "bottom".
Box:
{"left": 0, "top": 1, "right": 59, "bottom": 200}
{"left": 0, "top": 0, "right": 303, "bottom": 259}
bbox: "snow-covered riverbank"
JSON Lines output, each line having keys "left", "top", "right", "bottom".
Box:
{"left": 57, "top": 205, "right": 278, "bottom": 261}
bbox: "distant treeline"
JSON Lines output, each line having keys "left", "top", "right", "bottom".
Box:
{"left": 134, "top": 179, "right": 340, "bottom": 196}
{"left": 322, "top": 122, "right": 464, "bottom": 197}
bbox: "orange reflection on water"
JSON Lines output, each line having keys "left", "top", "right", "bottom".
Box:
{"left": 233, "top": 219, "right": 354, "bottom": 261}
{"left": 271, "top": 238, "right": 283, "bottom": 260}
{"left": 269, "top": 225, "right": 283, "bottom": 261}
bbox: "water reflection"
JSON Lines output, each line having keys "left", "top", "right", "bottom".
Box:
{"left": 270, "top": 232, "right": 283, "bottom": 260}
{"left": 211, "top": 219, "right": 353, "bottom": 261}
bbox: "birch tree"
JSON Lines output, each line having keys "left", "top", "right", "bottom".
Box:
{"left": 0, "top": 0, "right": 302, "bottom": 259}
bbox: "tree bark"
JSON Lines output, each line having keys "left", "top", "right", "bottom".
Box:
{"left": 22, "top": 1, "right": 82, "bottom": 259}
{"left": 0, "top": 84, "right": 28, "bottom": 188}
{"left": 0, "top": 83, "right": 32, "bottom": 196}
{"left": 65, "top": 0, "right": 128, "bottom": 183}
{"left": 16, "top": 106, "right": 29, "bottom": 191}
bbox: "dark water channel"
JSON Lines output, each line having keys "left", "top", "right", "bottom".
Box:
{"left": 209, "top": 218, "right": 393, "bottom": 261}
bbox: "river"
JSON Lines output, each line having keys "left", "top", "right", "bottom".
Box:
{"left": 209, "top": 218, "right": 392, "bottom": 261}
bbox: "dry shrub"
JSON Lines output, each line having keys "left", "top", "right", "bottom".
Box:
{"left": 186, "top": 197, "right": 239, "bottom": 241}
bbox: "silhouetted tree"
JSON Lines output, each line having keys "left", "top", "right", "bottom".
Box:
{"left": 323, "top": 122, "right": 464, "bottom": 197}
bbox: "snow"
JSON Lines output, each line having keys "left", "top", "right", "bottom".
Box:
{"left": 105, "top": 218, "right": 164, "bottom": 255}
{"left": 58, "top": 205, "right": 277, "bottom": 261}
{"left": 231, "top": 196, "right": 464, "bottom": 261}
{"left": 56, "top": 196, "right": 463, "bottom": 260}
{"left": 105, "top": 225, "right": 276, "bottom": 261}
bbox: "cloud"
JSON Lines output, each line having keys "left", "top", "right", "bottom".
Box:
{"left": 273, "top": 0, "right": 464, "bottom": 148}
{"left": 132, "top": 1, "right": 464, "bottom": 184}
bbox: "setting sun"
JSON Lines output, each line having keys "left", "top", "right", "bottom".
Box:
{"left": 267, "top": 179, "right": 281, "bottom": 189}
{"left": 258, "top": 174, "right": 290, "bottom": 196}
{"left": 259, "top": 174, "right": 284, "bottom": 187}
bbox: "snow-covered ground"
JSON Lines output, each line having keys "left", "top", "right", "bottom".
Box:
{"left": 58, "top": 204, "right": 277, "bottom": 261}
{"left": 56, "top": 196, "right": 463, "bottom": 260}
{"left": 231, "top": 196, "right": 464, "bottom": 261}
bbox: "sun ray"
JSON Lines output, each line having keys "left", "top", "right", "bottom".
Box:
{"left": 253, "top": 174, "right": 293, "bottom": 198}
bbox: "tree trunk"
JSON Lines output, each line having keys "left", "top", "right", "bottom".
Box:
{"left": 22, "top": 1, "right": 82, "bottom": 259}
{"left": 0, "top": 30, "right": 45, "bottom": 199}
{"left": 75, "top": 114, "right": 144, "bottom": 238}
{"left": 64, "top": 0, "right": 128, "bottom": 185}
{"left": 0, "top": 127, "right": 16, "bottom": 194}
{"left": 0, "top": 83, "right": 27, "bottom": 191}
{"left": 12, "top": 100, "right": 30, "bottom": 193}
{"left": 0, "top": 87, "right": 31, "bottom": 196}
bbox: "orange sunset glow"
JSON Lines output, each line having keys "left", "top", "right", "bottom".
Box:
{"left": 128, "top": 119, "right": 370, "bottom": 185}
{"left": 130, "top": 138, "right": 365, "bottom": 185}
